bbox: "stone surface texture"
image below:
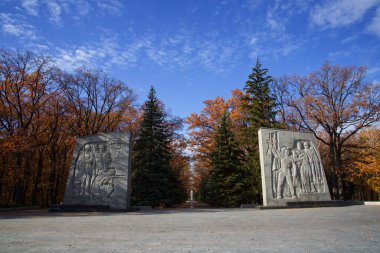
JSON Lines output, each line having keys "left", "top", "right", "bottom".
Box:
{"left": 258, "top": 128, "right": 331, "bottom": 206}
{"left": 63, "top": 131, "right": 132, "bottom": 209}
{"left": 0, "top": 206, "right": 379, "bottom": 252}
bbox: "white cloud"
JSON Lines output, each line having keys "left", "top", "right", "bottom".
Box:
{"left": 115, "top": 38, "right": 152, "bottom": 67}
{"left": 367, "top": 66, "right": 380, "bottom": 75}
{"left": 0, "top": 13, "right": 38, "bottom": 39}
{"left": 21, "top": 0, "right": 39, "bottom": 16}
{"left": 20, "top": 0, "right": 92, "bottom": 24}
{"left": 266, "top": 9, "right": 285, "bottom": 31}
{"left": 310, "top": 0, "right": 380, "bottom": 28}
{"left": 52, "top": 30, "right": 242, "bottom": 74}
{"left": 252, "top": 0, "right": 307, "bottom": 58}
{"left": 97, "top": 0, "right": 123, "bottom": 16}
{"left": 248, "top": 38, "right": 301, "bottom": 61}
{"left": 47, "top": 1, "right": 62, "bottom": 24}
{"left": 244, "top": 23, "right": 303, "bottom": 61}
{"left": 341, "top": 35, "right": 358, "bottom": 44}
{"left": 367, "top": 6, "right": 380, "bottom": 36}
{"left": 73, "top": 0, "right": 92, "bottom": 17}
{"left": 54, "top": 37, "right": 120, "bottom": 71}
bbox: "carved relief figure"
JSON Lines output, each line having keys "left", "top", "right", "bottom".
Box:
{"left": 72, "top": 142, "right": 113, "bottom": 199}
{"left": 92, "top": 144, "right": 104, "bottom": 187}
{"left": 70, "top": 138, "right": 129, "bottom": 201}
{"left": 293, "top": 142, "right": 307, "bottom": 195}
{"left": 73, "top": 148, "right": 85, "bottom": 196}
{"left": 267, "top": 132, "right": 281, "bottom": 198}
{"left": 108, "top": 139, "right": 128, "bottom": 158}
{"left": 101, "top": 143, "right": 112, "bottom": 168}
{"left": 266, "top": 132, "right": 326, "bottom": 199}
{"left": 74, "top": 144, "right": 95, "bottom": 196}
{"left": 99, "top": 167, "right": 116, "bottom": 198}
{"left": 304, "top": 141, "right": 324, "bottom": 193}
{"left": 91, "top": 144, "right": 106, "bottom": 199}
{"left": 295, "top": 142, "right": 316, "bottom": 193}
{"left": 98, "top": 144, "right": 115, "bottom": 199}
{"left": 63, "top": 132, "right": 132, "bottom": 209}
{"left": 268, "top": 140, "right": 297, "bottom": 199}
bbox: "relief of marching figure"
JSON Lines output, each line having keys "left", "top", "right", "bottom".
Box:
{"left": 72, "top": 139, "right": 128, "bottom": 200}
{"left": 266, "top": 131, "right": 326, "bottom": 199}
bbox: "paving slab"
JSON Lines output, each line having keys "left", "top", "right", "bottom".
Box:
{"left": 0, "top": 206, "right": 379, "bottom": 253}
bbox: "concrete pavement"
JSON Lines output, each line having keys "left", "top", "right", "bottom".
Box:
{"left": 0, "top": 205, "right": 379, "bottom": 253}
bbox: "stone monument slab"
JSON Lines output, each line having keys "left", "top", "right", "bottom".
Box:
{"left": 62, "top": 131, "right": 132, "bottom": 210}
{"left": 258, "top": 128, "right": 331, "bottom": 206}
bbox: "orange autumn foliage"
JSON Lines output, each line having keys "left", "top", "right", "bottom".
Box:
{"left": 353, "top": 128, "right": 380, "bottom": 193}
{"left": 186, "top": 89, "right": 246, "bottom": 189}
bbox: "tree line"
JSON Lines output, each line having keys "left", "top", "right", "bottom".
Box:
{"left": 188, "top": 60, "right": 380, "bottom": 205}
{"left": 1, "top": 48, "right": 379, "bottom": 208}
{"left": 0, "top": 49, "right": 190, "bottom": 208}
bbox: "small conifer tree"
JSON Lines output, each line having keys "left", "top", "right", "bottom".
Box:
{"left": 207, "top": 111, "right": 254, "bottom": 207}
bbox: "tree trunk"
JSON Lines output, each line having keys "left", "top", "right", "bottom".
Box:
{"left": 32, "top": 150, "right": 43, "bottom": 206}
{"left": 335, "top": 146, "right": 345, "bottom": 200}
{"left": 14, "top": 153, "right": 25, "bottom": 206}
{"left": 328, "top": 138, "right": 339, "bottom": 199}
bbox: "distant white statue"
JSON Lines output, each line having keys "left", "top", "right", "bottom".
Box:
{"left": 190, "top": 190, "right": 194, "bottom": 201}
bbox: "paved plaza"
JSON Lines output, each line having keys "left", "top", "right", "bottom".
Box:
{"left": 0, "top": 205, "right": 379, "bottom": 253}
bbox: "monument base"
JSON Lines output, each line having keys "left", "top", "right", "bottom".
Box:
{"left": 297, "top": 193, "right": 331, "bottom": 201}
{"left": 259, "top": 200, "right": 363, "bottom": 209}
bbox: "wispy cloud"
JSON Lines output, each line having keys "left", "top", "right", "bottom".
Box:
{"left": 53, "top": 37, "right": 120, "bottom": 71}
{"left": 368, "top": 6, "right": 380, "bottom": 37}
{"left": 20, "top": 0, "right": 93, "bottom": 24}
{"left": 21, "top": 0, "right": 39, "bottom": 16}
{"left": 266, "top": 9, "right": 286, "bottom": 32}
{"left": 237, "top": 1, "right": 308, "bottom": 61}
{"left": 97, "top": 0, "right": 123, "bottom": 16}
{"left": 6, "top": 0, "right": 379, "bottom": 78}
{"left": 310, "top": 0, "right": 380, "bottom": 28}
{"left": 0, "top": 13, "right": 38, "bottom": 39}
{"left": 52, "top": 30, "right": 242, "bottom": 74}
{"left": 46, "top": 1, "right": 62, "bottom": 24}
{"left": 341, "top": 35, "right": 358, "bottom": 44}
{"left": 246, "top": 33, "right": 302, "bottom": 61}
{"left": 367, "top": 66, "right": 380, "bottom": 75}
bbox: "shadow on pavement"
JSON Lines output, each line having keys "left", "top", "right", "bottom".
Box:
{"left": 0, "top": 206, "right": 255, "bottom": 219}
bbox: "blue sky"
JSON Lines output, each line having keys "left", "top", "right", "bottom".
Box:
{"left": 1, "top": 0, "right": 380, "bottom": 120}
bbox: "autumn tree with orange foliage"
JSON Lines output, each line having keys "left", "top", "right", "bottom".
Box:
{"left": 170, "top": 133, "right": 192, "bottom": 194}
{"left": 274, "top": 62, "right": 380, "bottom": 199}
{"left": 186, "top": 89, "right": 245, "bottom": 193}
{"left": 347, "top": 128, "right": 380, "bottom": 200}
{"left": 0, "top": 49, "right": 59, "bottom": 206}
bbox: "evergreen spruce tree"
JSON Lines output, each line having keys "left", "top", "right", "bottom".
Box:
{"left": 132, "top": 87, "right": 186, "bottom": 207}
{"left": 242, "top": 59, "right": 280, "bottom": 203}
{"left": 206, "top": 111, "right": 254, "bottom": 207}
{"left": 243, "top": 59, "right": 277, "bottom": 128}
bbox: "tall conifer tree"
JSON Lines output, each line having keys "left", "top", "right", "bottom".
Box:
{"left": 132, "top": 87, "right": 186, "bottom": 207}
{"left": 242, "top": 59, "right": 279, "bottom": 203}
